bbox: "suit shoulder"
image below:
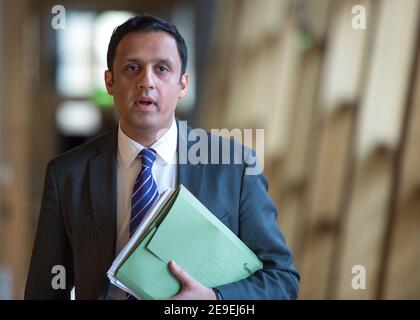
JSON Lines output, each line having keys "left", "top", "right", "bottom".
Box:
{"left": 205, "top": 128, "right": 256, "bottom": 162}
{"left": 48, "top": 127, "right": 117, "bottom": 168}
{"left": 185, "top": 124, "right": 253, "bottom": 153}
{"left": 183, "top": 123, "right": 257, "bottom": 171}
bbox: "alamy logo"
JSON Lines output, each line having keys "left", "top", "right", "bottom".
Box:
{"left": 51, "top": 5, "right": 66, "bottom": 30}
{"left": 175, "top": 121, "right": 264, "bottom": 176}
{"left": 351, "top": 265, "right": 366, "bottom": 290}
{"left": 351, "top": 5, "right": 366, "bottom": 30}
{"left": 51, "top": 265, "right": 66, "bottom": 290}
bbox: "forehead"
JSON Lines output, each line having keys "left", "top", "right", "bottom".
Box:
{"left": 115, "top": 31, "right": 180, "bottom": 64}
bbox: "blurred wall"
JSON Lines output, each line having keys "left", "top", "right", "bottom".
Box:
{"left": 198, "top": 0, "right": 420, "bottom": 299}
{"left": 0, "top": 0, "right": 36, "bottom": 299}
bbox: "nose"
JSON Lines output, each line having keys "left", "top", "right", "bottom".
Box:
{"left": 137, "top": 65, "right": 155, "bottom": 90}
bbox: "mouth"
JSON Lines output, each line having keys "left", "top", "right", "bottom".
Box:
{"left": 133, "top": 96, "right": 158, "bottom": 110}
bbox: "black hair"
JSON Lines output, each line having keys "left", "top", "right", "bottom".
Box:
{"left": 107, "top": 15, "right": 188, "bottom": 78}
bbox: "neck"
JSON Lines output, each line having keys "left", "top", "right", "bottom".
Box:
{"left": 121, "top": 121, "right": 173, "bottom": 147}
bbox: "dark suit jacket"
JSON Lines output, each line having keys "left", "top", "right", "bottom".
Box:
{"left": 25, "top": 121, "right": 299, "bottom": 299}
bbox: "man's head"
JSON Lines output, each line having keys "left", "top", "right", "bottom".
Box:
{"left": 105, "top": 15, "right": 189, "bottom": 145}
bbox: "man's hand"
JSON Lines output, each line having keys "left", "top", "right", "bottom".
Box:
{"left": 168, "top": 261, "right": 216, "bottom": 300}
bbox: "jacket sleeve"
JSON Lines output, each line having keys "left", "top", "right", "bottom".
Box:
{"left": 215, "top": 149, "right": 300, "bottom": 299}
{"left": 24, "top": 161, "right": 74, "bottom": 299}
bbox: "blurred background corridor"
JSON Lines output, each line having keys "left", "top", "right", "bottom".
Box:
{"left": 0, "top": 0, "right": 419, "bottom": 299}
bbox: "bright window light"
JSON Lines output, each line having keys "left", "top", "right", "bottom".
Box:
{"left": 55, "top": 101, "right": 101, "bottom": 136}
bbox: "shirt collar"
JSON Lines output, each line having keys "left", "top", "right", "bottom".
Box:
{"left": 118, "top": 118, "right": 178, "bottom": 168}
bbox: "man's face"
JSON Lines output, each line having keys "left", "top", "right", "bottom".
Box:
{"left": 105, "top": 31, "right": 188, "bottom": 140}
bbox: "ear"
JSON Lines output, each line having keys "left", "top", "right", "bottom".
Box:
{"left": 178, "top": 73, "right": 189, "bottom": 99}
{"left": 104, "top": 70, "right": 114, "bottom": 95}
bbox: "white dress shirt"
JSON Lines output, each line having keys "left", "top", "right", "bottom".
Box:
{"left": 107, "top": 118, "right": 177, "bottom": 299}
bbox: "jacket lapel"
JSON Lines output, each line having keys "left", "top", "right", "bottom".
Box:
{"left": 88, "top": 127, "right": 117, "bottom": 290}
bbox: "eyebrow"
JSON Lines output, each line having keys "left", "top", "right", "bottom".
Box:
{"left": 124, "top": 58, "right": 175, "bottom": 65}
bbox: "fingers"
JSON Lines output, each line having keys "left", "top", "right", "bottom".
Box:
{"left": 168, "top": 261, "right": 214, "bottom": 300}
{"left": 169, "top": 261, "right": 195, "bottom": 288}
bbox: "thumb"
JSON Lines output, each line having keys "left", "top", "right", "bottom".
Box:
{"left": 169, "top": 261, "right": 195, "bottom": 288}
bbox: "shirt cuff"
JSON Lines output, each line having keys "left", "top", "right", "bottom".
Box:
{"left": 212, "top": 288, "right": 223, "bottom": 300}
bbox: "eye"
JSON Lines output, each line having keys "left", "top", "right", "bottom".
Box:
{"left": 126, "top": 64, "right": 139, "bottom": 72}
{"left": 156, "top": 64, "right": 169, "bottom": 73}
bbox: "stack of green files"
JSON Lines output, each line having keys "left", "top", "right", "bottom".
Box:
{"left": 107, "top": 184, "right": 263, "bottom": 300}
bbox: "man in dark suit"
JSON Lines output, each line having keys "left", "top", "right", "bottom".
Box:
{"left": 25, "top": 15, "right": 299, "bottom": 300}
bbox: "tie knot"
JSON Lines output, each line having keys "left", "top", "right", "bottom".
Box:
{"left": 139, "top": 148, "right": 157, "bottom": 168}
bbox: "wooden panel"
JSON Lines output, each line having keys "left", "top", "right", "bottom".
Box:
{"left": 261, "top": 0, "right": 290, "bottom": 36}
{"left": 223, "top": 52, "right": 251, "bottom": 127}
{"left": 280, "top": 0, "right": 332, "bottom": 186}
{"left": 277, "top": 189, "right": 301, "bottom": 255}
{"left": 399, "top": 50, "right": 420, "bottom": 202}
{"left": 336, "top": 150, "right": 394, "bottom": 299}
{"left": 335, "top": 0, "right": 419, "bottom": 298}
{"left": 384, "top": 44, "right": 420, "bottom": 299}
{"left": 309, "top": 108, "right": 353, "bottom": 225}
{"left": 357, "top": 0, "right": 420, "bottom": 161}
{"left": 2, "top": 0, "right": 34, "bottom": 299}
{"left": 265, "top": 12, "right": 302, "bottom": 159}
{"left": 320, "top": 0, "right": 370, "bottom": 113}
{"left": 299, "top": 225, "right": 335, "bottom": 299}
{"left": 282, "top": 50, "right": 323, "bottom": 186}
{"left": 208, "top": 0, "right": 239, "bottom": 55}
{"left": 384, "top": 195, "right": 420, "bottom": 299}
{"left": 198, "top": 0, "right": 420, "bottom": 300}
{"left": 198, "top": 0, "right": 239, "bottom": 129}
{"left": 295, "top": 108, "right": 354, "bottom": 299}
{"left": 277, "top": 52, "right": 324, "bottom": 261}
{"left": 235, "top": 0, "right": 265, "bottom": 50}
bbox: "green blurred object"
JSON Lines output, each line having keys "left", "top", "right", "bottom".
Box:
{"left": 92, "top": 87, "right": 114, "bottom": 109}
{"left": 297, "top": 30, "right": 312, "bottom": 52}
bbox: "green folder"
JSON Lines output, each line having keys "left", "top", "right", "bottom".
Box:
{"left": 107, "top": 184, "right": 263, "bottom": 300}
